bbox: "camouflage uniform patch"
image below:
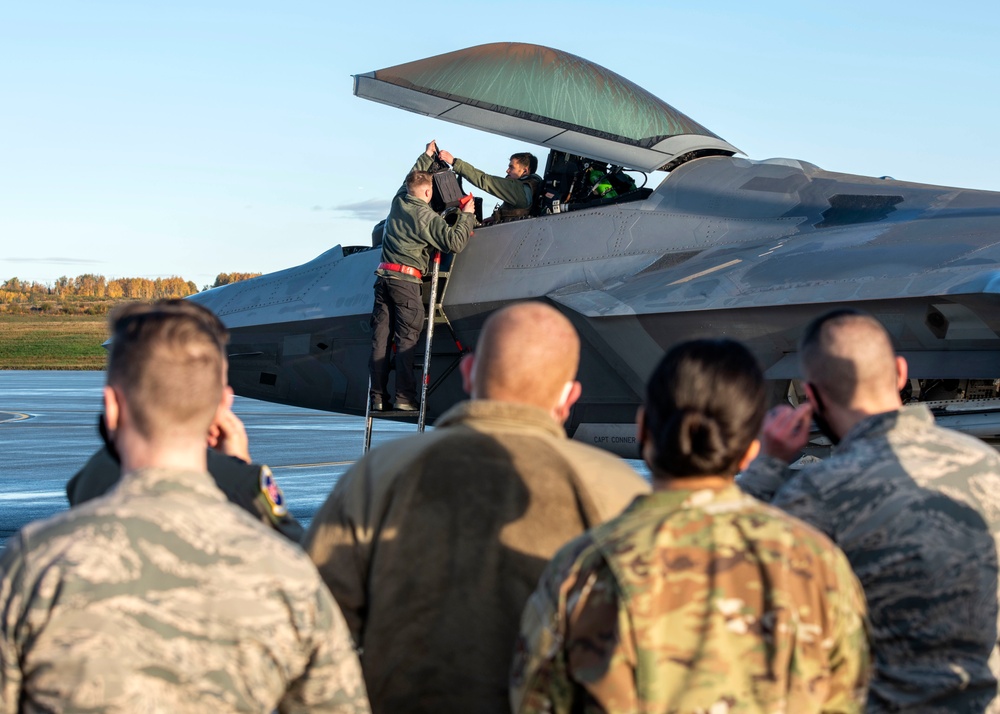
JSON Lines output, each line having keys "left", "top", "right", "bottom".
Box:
{"left": 511, "top": 484, "right": 870, "bottom": 713}
{"left": 258, "top": 464, "right": 288, "bottom": 517}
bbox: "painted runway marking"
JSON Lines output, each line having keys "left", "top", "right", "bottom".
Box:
{"left": 668, "top": 259, "right": 742, "bottom": 286}
{"left": 272, "top": 460, "right": 356, "bottom": 469}
{"left": 0, "top": 412, "right": 32, "bottom": 424}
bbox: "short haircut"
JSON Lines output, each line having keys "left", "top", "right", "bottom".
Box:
{"left": 644, "top": 339, "right": 766, "bottom": 477}
{"left": 510, "top": 153, "right": 538, "bottom": 175}
{"left": 798, "top": 308, "right": 869, "bottom": 360}
{"left": 474, "top": 302, "right": 579, "bottom": 410}
{"left": 798, "top": 308, "right": 898, "bottom": 407}
{"left": 406, "top": 170, "right": 433, "bottom": 194}
{"left": 106, "top": 299, "right": 229, "bottom": 441}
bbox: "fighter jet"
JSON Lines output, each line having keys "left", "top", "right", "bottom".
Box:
{"left": 189, "top": 42, "right": 1000, "bottom": 456}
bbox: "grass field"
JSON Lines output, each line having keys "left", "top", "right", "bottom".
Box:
{"left": 0, "top": 315, "right": 108, "bottom": 370}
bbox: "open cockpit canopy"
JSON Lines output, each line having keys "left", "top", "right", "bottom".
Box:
{"left": 353, "top": 42, "right": 739, "bottom": 173}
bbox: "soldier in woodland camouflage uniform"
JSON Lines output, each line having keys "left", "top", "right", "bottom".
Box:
{"left": 738, "top": 308, "right": 1000, "bottom": 713}
{"left": 0, "top": 300, "right": 370, "bottom": 714}
{"left": 512, "top": 339, "right": 870, "bottom": 714}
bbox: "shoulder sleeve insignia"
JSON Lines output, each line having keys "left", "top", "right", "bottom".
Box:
{"left": 259, "top": 465, "right": 288, "bottom": 517}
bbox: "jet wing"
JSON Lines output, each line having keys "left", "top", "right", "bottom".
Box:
{"left": 353, "top": 42, "right": 741, "bottom": 173}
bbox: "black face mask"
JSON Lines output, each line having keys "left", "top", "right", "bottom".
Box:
{"left": 807, "top": 384, "right": 840, "bottom": 445}
{"left": 98, "top": 414, "right": 121, "bottom": 463}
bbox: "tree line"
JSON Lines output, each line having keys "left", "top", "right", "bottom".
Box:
{"left": 0, "top": 272, "right": 263, "bottom": 315}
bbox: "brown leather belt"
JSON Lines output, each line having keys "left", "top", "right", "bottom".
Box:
{"left": 378, "top": 262, "right": 422, "bottom": 280}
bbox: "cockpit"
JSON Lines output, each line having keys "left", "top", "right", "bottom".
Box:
{"left": 533, "top": 150, "right": 651, "bottom": 216}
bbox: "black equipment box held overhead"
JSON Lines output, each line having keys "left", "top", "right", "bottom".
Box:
{"left": 430, "top": 170, "right": 465, "bottom": 213}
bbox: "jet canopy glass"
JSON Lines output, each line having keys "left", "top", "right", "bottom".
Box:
{"left": 353, "top": 42, "right": 740, "bottom": 174}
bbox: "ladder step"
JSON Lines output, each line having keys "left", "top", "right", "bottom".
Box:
{"left": 365, "top": 250, "right": 452, "bottom": 454}
{"left": 370, "top": 410, "right": 420, "bottom": 420}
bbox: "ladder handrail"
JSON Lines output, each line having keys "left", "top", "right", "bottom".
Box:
{"left": 417, "top": 252, "right": 441, "bottom": 432}
{"left": 363, "top": 250, "right": 444, "bottom": 453}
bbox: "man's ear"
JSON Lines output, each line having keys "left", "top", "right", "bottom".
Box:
{"left": 103, "top": 385, "right": 121, "bottom": 431}
{"left": 895, "top": 356, "right": 909, "bottom": 392}
{"left": 459, "top": 353, "right": 475, "bottom": 396}
{"left": 211, "top": 386, "right": 235, "bottom": 425}
{"left": 552, "top": 380, "right": 582, "bottom": 425}
{"left": 562, "top": 380, "right": 582, "bottom": 411}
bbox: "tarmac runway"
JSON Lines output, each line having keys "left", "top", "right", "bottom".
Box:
{"left": 0, "top": 371, "right": 417, "bottom": 543}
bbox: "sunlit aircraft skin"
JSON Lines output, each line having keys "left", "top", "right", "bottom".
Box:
{"left": 188, "top": 44, "right": 1000, "bottom": 456}
{"left": 188, "top": 153, "right": 1000, "bottom": 455}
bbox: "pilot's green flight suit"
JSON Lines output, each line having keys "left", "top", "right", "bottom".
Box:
{"left": 451, "top": 157, "right": 541, "bottom": 219}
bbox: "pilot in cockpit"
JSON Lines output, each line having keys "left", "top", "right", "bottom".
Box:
{"left": 437, "top": 149, "right": 541, "bottom": 222}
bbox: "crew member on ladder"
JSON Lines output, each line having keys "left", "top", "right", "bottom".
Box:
{"left": 369, "top": 140, "right": 476, "bottom": 412}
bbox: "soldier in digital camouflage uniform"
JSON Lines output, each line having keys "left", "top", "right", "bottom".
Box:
{"left": 738, "top": 308, "right": 1000, "bottom": 713}
{"left": 512, "top": 338, "right": 870, "bottom": 714}
{"left": 0, "top": 299, "right": 370, "bottom": 714}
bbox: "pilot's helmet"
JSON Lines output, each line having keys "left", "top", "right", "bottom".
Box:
{"left": 587, "top": 169, "right": 616, "bottom": 198}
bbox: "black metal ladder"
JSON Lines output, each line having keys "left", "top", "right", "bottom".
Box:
{"left": 363, "top": 252, "right": 465, "bottom": 453}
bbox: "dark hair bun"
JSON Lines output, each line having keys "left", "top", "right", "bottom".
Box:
{"left": 644, "top": 339, "right": 766, "bottom": 478}
{"left": 682, "top": 410, "right": 727, "bottom": 471}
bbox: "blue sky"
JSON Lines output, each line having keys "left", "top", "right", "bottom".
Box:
{"left": 2, "top": 1, "right": 998, "bottom": 287}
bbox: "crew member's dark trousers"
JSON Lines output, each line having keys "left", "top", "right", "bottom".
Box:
{"left": 369, "top": 276, "right": 424, "bottom": 403}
